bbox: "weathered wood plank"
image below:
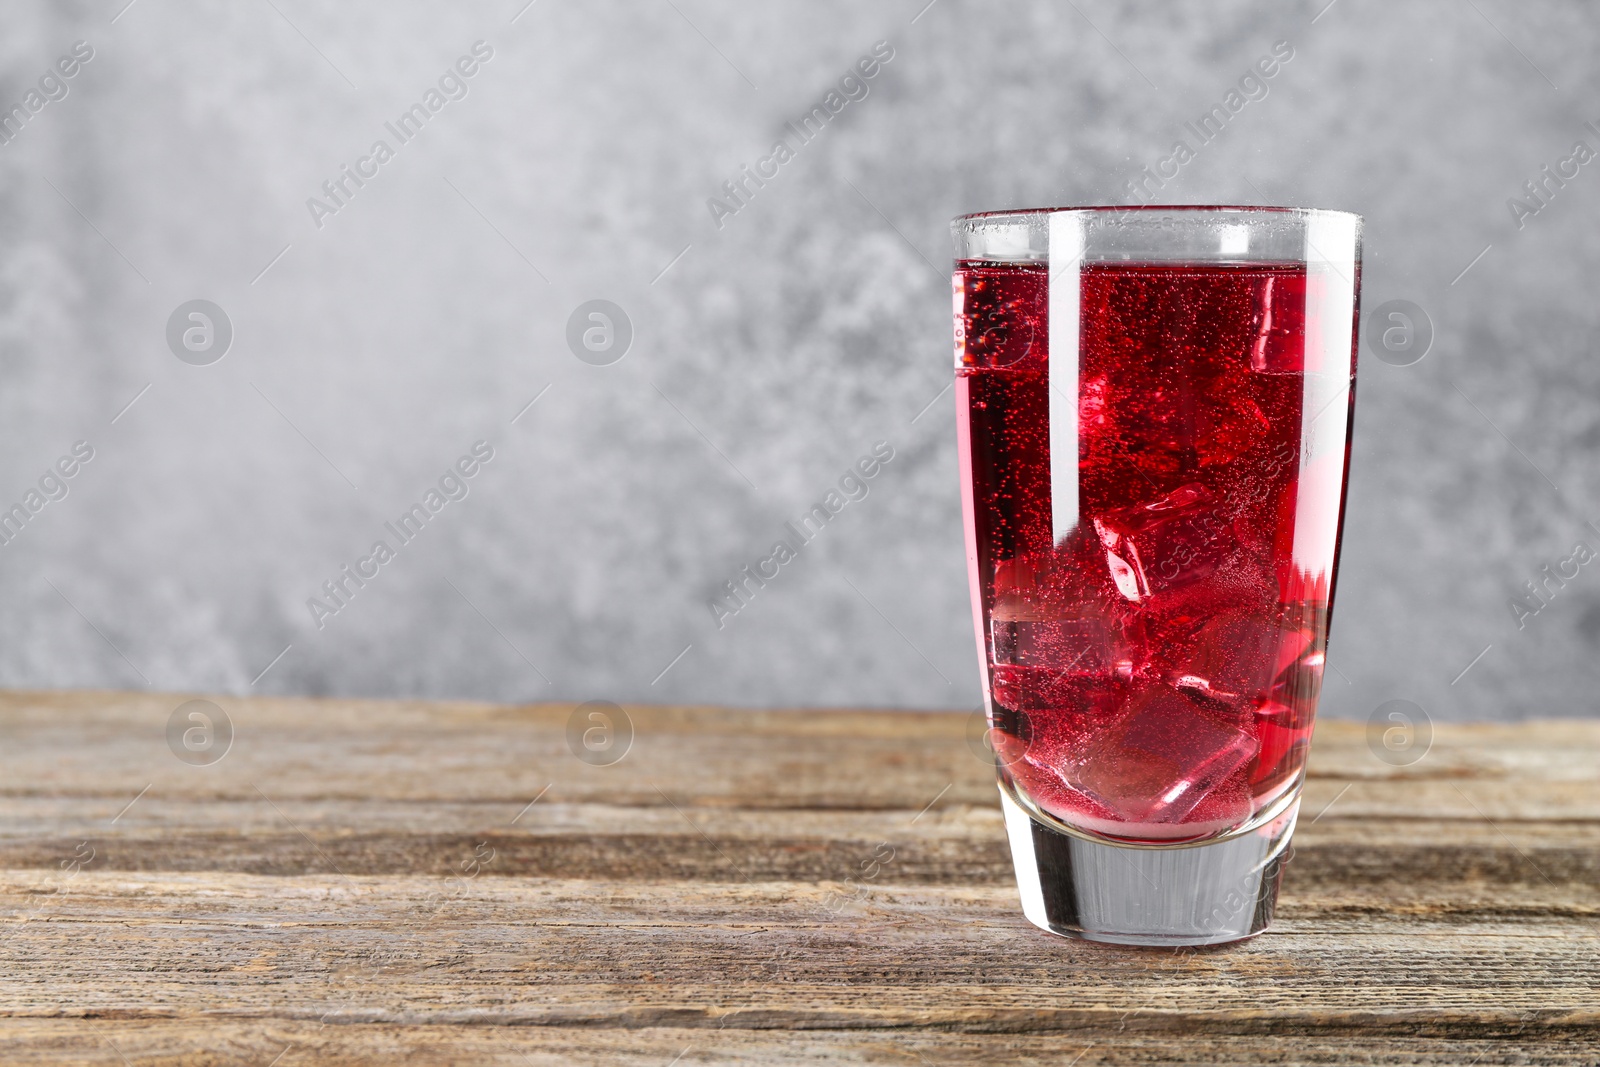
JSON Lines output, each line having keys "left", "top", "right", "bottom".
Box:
{"left": 0, "top": 814, "right": 1596, "bottom": 899}
{"left": 0, "top": 690, "right": 1596, "bottom": 1064}
{"left": 3, "top": 874, "right": 1596, "bottom": 1029}
{"left": 3, "top": 1020, "right": 1597, "bottom": 1067}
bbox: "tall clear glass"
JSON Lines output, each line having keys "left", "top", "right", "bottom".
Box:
{"left": 952, "top": 206, "right": 1361, "bottom": 945}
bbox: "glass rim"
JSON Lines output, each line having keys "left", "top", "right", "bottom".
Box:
{"left": 953, "top": 204, "right": 1362, "bottom": 226}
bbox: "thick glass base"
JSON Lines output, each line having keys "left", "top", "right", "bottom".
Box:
{"left": 999, "top": 779, "right": 1298, "bottom": 947}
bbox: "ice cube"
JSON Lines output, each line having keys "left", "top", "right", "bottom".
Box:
{"left": 1014, "top": 679, "right": 1123, "bottom": 805}
{"left": 1063, "top": 685, "right": 1258, "bottom": 824}
{"left": 988, "top": 627, "right": 1126, "bottom": 712}
{"left": 1249, "top": 274, "right": 1307, "bottom": 374}
{"left": 990, "top": 554, "right": 1061, "bottom": 624}
{"left": 988, "top": 663, "right": 1064, "bottom": 713}
{"left": 991, "top": 616, "right": 1113, "bottom": 674}
{"left": 991, "top": 555, "right": 1048, "bottom": 599}
{"left": 1184, "top": 613, "right": 1312, "bottom": 699}
{"left": 989, "top": 549, "right": 1129, "bottom": 709}
{"left": 1092, "top": 483, "right": 1236, "bottom": 602}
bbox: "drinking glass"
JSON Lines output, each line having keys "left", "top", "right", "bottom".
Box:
{"left": 952, "top": 206, "right": 1361, "bottom": 945}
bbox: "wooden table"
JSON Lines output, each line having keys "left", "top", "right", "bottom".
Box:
{"left": 0, "top": 691, "right": 1595, "bottom": 1064}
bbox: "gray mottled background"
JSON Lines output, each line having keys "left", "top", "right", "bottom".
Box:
{"left": 0, "top": 0, "right": 1596, "bottom": 721}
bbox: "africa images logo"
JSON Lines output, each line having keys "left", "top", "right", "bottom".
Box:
{"left": 0, "top": 442, "right": 95, "bottom": 548}
{"left": 0, "top": 41, "right": 94, "bottom": 149}
{"left": 305, "top": 41, "right": 495, "bottom": 230}
{"left": 709, "top": 441, "right": 895, "bottom": 628}
{"left": 305, "top": 441, "right": 495, "bottom": 629}
{"left": 705, "top": 40, "right": 895, "bottom": 229}
{"left": 1123, "top": 40, "right": 1295, "bottom": 203}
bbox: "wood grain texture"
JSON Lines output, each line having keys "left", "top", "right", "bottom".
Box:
{"left": 1, "top": 689, "right": 1596, "bottom": 1065}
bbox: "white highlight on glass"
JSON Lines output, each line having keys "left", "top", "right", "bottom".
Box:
{"left": 1048, "top": 212, "right": 1085, "bottom": 544}
{"left": 1292, "top": 212, "right": 1359, "bottom": 587}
